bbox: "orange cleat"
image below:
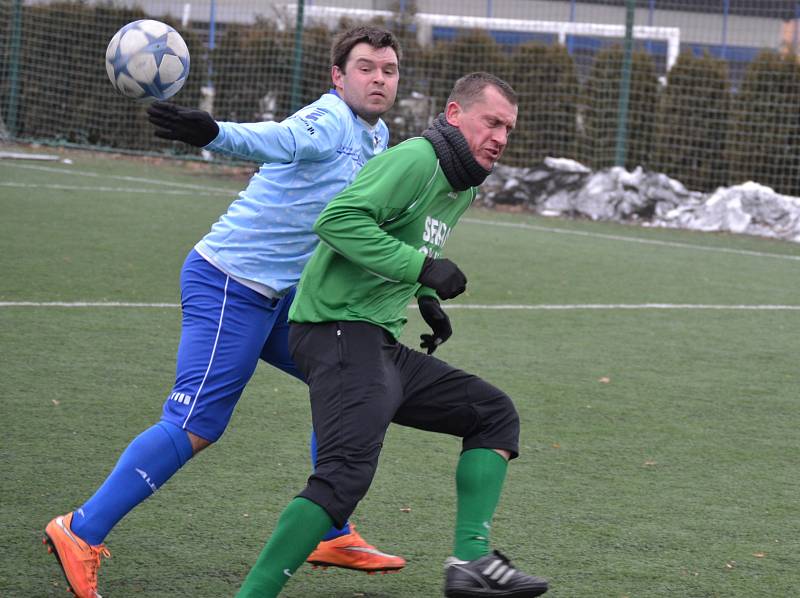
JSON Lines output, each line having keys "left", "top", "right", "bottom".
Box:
{"left": 43, "top": 513, "right": 110, "bottom": 598}
{"left": 307, "top": 525, "right": 406, "bottom": 573}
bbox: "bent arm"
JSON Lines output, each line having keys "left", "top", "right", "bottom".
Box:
{"left": 313, "top": 147, "right": 432, "bottom": 284}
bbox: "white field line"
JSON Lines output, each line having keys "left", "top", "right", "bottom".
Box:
{"left": 0, "top": 162, "right": 236, "bottom": 193}
{"left": 2, "top": 301, "right": 800, "bottom": 311}
{"left": 462, "top": 217, "right": 800, "bottom": 262}
{"left": 0, "top": 181, "right": 232, "bottom": 197}
{"left": 0, "top": 301, "right": 180, "bottom": 308}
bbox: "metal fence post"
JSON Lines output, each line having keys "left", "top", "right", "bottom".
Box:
{"left": 6, "top": 0, "right": 23, "bottom": 138}
{"left": 614, "top": 0, "right": 635, "bottom": 167}
{"left": 721, "top": 0, "right": 729, "bottom": 60}
{"left": 567, "top": 0, "right": 576, "bottom": 55}
{"left": 290, "top": 0, "right": 306, "bottom": 113}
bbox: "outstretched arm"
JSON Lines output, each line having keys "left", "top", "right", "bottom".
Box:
{"left": 146, "top": 100, "right": 344, "bottom": 164}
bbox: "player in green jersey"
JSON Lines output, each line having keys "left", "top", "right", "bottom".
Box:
{"left": 236, "top": 72, "right": 549, "bottom": 598}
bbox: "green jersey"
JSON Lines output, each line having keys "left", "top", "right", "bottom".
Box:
{"left": 289, "top": 137, "right": 477, "bottom": 339}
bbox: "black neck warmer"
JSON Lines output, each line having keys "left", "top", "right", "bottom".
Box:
{"left": 422, "top": 113, "right": 492, "bottom": 191}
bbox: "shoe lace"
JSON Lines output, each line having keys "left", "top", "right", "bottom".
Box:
{"left": 84, "top": 545, "right": 111, "bottom": 585}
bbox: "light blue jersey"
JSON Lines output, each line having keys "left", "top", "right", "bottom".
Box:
{"left": 195, "top": 92, "right": 389, "bottom": 295}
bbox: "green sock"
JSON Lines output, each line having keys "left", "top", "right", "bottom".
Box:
{"left": 236, "top": 498, "right": 333, "bottom": 598}
{"left": 453, "top": 448, "right": 508, "bottom": 561}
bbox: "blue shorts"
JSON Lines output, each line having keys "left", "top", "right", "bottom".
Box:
{"left": 161, "top": 250, "right": 303, "bottom": 442}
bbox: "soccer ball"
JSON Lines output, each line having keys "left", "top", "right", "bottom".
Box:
{"left": 105, "top": 20, "right": 190, "bottom": 101}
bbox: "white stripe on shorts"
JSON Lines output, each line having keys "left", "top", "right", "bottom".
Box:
{"left": 182, "top": 276, "right": 230, "bottom": 429}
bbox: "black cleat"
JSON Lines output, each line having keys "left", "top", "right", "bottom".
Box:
{"left": 444, "top": 550, "right": 549, "bottom": 597}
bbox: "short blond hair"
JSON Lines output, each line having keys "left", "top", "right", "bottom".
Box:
{"left": 447, "top": 72, "right": 517, "bottom": 108}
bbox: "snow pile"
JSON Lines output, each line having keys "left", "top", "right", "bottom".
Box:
{"left": 479, "top": 157, "right": 800, "bottom": 243}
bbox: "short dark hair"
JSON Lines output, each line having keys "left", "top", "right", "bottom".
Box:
{"left": 330, "top": 26, "right": 402, "bottom": 72}
{"left": 447, "top": 72, "right": 517, "bottom": 109}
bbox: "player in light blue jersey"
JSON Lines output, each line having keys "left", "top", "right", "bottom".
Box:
{"left": 44, "top": 26, "right": 406, "bottom": 598}
{"left": 195, "top": 85, "right": 389, "bottom": 294}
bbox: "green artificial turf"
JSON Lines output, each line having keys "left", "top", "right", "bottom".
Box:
{"left": 2, "top": 148, "right": 798, "bottom": 597}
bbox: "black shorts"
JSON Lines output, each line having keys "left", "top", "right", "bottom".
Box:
{"left": 288, "top": 320, "right": 520, "bottom": 528}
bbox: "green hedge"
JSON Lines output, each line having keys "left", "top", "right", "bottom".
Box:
{"left": 425, "top": 30, "right": 512, "bottom": 111}
{"left": 580, "top": 45, "right": 658, "bottom": 171}
{"left": 505, "top": 42, "right": 579, "bottom": 166}
{"left": 651, "top": 51, "right": 731, "bottom": 192}
{"left": 727, "top": 50, "right": 800, "bottom": 195}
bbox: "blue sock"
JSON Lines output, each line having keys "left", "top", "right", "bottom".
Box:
{"left": 311, "top": 429, "right": 351, "bottom": 541}
{"left": 70, "top": 421, "right": 194, "bottom": 545}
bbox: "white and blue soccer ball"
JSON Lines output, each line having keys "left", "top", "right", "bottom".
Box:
{"left": 105, "top": 19, "right": 190, "bottom": 101}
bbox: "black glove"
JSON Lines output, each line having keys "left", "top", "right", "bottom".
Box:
{"left": 418, "top": 295, "right": 452, "bottom": 355}
{"left": 417, "top": 257, "right": 467, "bottom": 300}
{"left": 146, "top": 101, "right": 219, "bottom": 147}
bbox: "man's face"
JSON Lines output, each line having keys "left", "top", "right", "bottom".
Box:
{"left": 332, "top": 42, "right": 399, "bottom": 125}
{"left": 445, "top": 85, "right": 518, "bottom": 170}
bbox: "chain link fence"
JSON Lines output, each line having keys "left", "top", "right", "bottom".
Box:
{"left": 3, "top": 0, "right": 800, "bottom": 194}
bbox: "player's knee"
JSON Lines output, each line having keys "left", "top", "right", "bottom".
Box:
{"left": 468, "top": 378, "right": 518, "bottom": 421}
{"left": 462, "top": 381, "right": 520, "bottom": 453}
{"left": 154, "top": 421, "right": 196, "bottom": 465}
{"left": 187, "top": 430, "right": 213, "bottom": 454}
{"left": 484, "top": 391, "right": 520, "bottom": 439}
{"left": 498, "top": 394, "right": 520, "bottom": 441}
